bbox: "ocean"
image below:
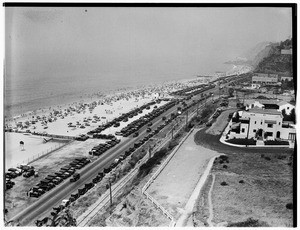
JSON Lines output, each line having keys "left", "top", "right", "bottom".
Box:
{"left": 5, "top": 63, "right": 234, "bottom": 118}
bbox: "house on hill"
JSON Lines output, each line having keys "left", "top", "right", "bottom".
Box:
{"left": 227, "top": 108, "right": 296, "bottom": 141}
{"left": 277, "top": 101, "right": 295, "bottom": 115}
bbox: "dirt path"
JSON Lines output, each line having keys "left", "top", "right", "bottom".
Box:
{"left": 207, "top": 173, "right": 215, "bottom": 226}
{"left": 176, "top": 155, "right": 219, "bottom": 227}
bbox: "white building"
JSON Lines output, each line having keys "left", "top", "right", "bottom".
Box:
{"left": 228, "top": 109, "right": 296, "bottom": 141}
{"left": 244, "top": 99, "right": 295, "bottom": 115}
{"left": 281, "top": 49, "right": 292, "bottom": 55}
{"left": 277, "top": 101, "right": 295, "bottom": 115}
{"left": 252, "top": 73, "right": 279, "bottom": 86}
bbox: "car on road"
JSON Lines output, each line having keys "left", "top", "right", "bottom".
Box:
{"left": 146, "top": 128, "right": 152, "bottom": 132}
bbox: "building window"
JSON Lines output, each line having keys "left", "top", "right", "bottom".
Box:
{"left": 253, "top": 129, "right": 256, "bottom": 133}
{"left": 279, "top": 122, "right": 281, "bottom": 125}
{"left": 261, "top": 121, "right": 263, "bottom": 125}
{"left": 267, "top": 124, "right": 273, "bottom": 128}
{"left": 241, "top": 128, "right": 245, "bottom": 133}
{"left": 254, "top": 121, "right": 256, "bottom": 124}
{"left": 287, "top": 107, "right": 289, "bottom": 110}
{"left": 265, "top": 132, "right": 273, "bottom": 137}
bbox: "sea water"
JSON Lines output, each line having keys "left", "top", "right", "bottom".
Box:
{"left": 5, "top": 63, "right": 234, "bottom": 118}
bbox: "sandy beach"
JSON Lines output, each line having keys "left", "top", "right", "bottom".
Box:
{"left": 4, "top": 81, "right": 192, "bottom": 169}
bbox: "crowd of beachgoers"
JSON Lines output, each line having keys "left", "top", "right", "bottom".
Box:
{"left": 5, "top": 78, "right": 208, "bottom": 137}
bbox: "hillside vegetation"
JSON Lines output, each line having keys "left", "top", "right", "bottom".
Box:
{"left": 255, "top": 38, "right": 293, "bottom": 74}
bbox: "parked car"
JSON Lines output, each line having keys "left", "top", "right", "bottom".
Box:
{"left": 70, "top": 173, "right": 80, "bottom": 182}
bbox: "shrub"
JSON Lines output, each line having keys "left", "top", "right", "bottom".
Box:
{"left": 223, "top": 165, "right": 228, "bottom": 169}
{"left": 286, "top": 203, "right": 293, "bottom": 210}
{"left": 264, "top": 157, "right": 271, "bottom": 161}
{"left": 219, "top": 155, "right": 228, "bottom": 161}
{"left": 239, "top": 180, "right": 244, "bottom": 184}
{"left": 228, "top": 218, "right": 268, "bottom": 227}
{"left": 261, "top": 154, "right": 265, "bottom": 158}
{"left": 226, "top": 138, "right": 256, "bottom": 145}
{"left": 220, "top": 181, "right": 228, "bottom": 186}
{"left": 137, "top": 147, "right": 168, "bottom": 178}
{"left": 265, "top": 140, "right": 289, "bottom": 145}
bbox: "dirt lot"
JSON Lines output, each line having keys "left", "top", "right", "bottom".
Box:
{"left": 147, "top": 128, "right": 219, "bottom": 220}
{"left": 193, "top": 111, "right": 294, "bottom": 227}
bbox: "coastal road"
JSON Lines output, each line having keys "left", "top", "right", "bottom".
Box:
{"left": 9, "top": 84, "right": 221, "bottom": 226}
{"left": 9, "top": 98, "right": 192, "bottom": 226}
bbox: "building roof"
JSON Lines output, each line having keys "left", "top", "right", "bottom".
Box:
{"left": 277, "top": 101, "right": 295, "bottom": 107}
{"left": 259, "top": 99, "right": 280, "bottom": 105}
{"left": 248, "top": 109, "right": 282, "bottom": 116}
{"left": 245, "top": 99, "right": 291, "bottom": 107}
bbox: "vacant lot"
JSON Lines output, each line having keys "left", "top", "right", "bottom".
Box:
{"left": 194, "top": 118, "right": 294, "bottom": 227}
{"left": 147, "top": 128, "right": 219, "bottom": 220}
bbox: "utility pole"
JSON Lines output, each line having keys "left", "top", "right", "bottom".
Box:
{"left": 109, "top": 179, "right": 112, "bottom": 207}
{"left": 186, "top": 110, "right": 188, "bottom": 129}
{"left": 148, "top": 145, "right": 152, "bottom": 159}
{"left": 219, "top": 80, "right": 221, "bottom": 100}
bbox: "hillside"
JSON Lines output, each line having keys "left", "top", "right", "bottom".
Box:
{"left": 225, "top": 41, "right": 274, "bottom": 68}
{"left": 225, "top": 39, "right": 292, "bottom": 72}
{"left": 255, "top": 38, "right": 293, "bottom": 74}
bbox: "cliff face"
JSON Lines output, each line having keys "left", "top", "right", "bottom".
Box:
{"left": 225, "top": 38, "right": 293, "bottom": 74}
{"left": 254, "top": 39, "right": 293, "bottom": 73}
{"left": 242, "top": 41, "right": 272, "bottom": 62}
{"left": 225, "top": 41, "right": 273, "bottom": 67}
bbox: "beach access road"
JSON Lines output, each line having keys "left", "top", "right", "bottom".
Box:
{"left": 9, "top": 84, "right": 222, "bottom": 226}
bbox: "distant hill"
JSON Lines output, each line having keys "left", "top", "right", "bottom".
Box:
{"left": 242, "top": 41, "right": 272, "bottom": 62}
{"left": 255, "top": 38, "right": 293, "bottom": 74}
{"left": 224, "top": 41, "right": 273, "bottom": 67}
{"left": 225, "top": 38, "right": 293, "bottom": 74}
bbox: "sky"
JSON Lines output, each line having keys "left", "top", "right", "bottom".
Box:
{"left": 5, "top": 7, "right": 292, "bottom": 82}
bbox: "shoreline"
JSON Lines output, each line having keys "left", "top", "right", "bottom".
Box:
{"left": 5, "top": 65, "right": 252, "bottom": 123}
